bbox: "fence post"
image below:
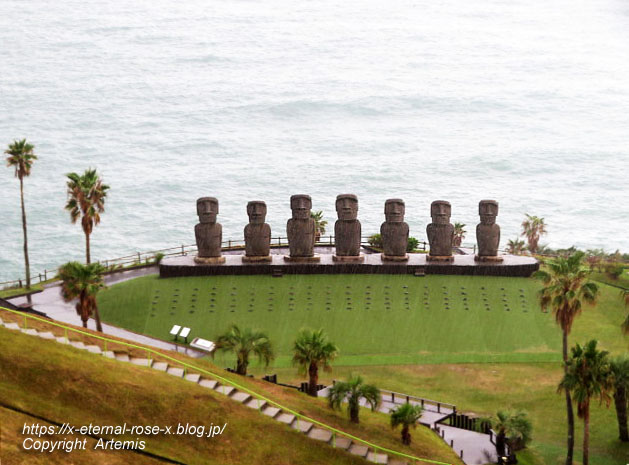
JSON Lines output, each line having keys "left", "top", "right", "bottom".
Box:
{"left": 329, "top": 235, "right": 333, "bottom": 245}
{"left": 19, "top": 278, "right": 23, "bottom": 288}
{"left": 437, "top": 402, "right": 441, "bottom": 413}
{"left": 44, "top": 270, "right": 47, "bottom": 281}
{"left": 228, "top": 240, "right": 232, "bottom": 249}
{"left": 181, "top": 244, "right": 185, "bottom": 255}
{"left": 137, "top": 252, "right": 141, "bottom": 263}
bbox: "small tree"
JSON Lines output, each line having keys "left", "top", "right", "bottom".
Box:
{"left": 328, "top": 375, "right": 380, "bottom": 424}
{"left": 490, "top": 410, "right": 533, "bottom": 456}
{"left": 215, "top": 324, "right": 274, "bottom": 375}
{"left": 58, "top": 261, "right": 106, "bottom": 331}
{"left": 368, "top": 234, "right": 382, "bottom": 249}
{"left": 5, "top": 139, "right": 38, "bottom": 303}
{"left": 292, "top": 328, "right": 338, "bottom": 396}
{"left": 390, "top": 403, "right": 423, "bottom": 445}
{"left": 610, "top": 355, "right": 629, "bottom": 442}
{"left": 453, "top": 222, "right": 466, "bottom": 247}
{"left": 407, "top": 237, "right": 419, "bottom": 253}
{"left": 310, "top": 210, "right": 327, "bottom": 242}
{"left": 506, "top": 238, "right": 527, "bottom": 255}
{"left": 559, "top": 340, "right": 612, "bottom": 465}
{"left": 521, "top": 214, "right": 547, "bottom": 254}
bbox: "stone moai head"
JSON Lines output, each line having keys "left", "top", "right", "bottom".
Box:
{"left": 384, "top": 199, "right": 405, "bottom": 223}
{"left": 247, "top": 200, "right": 267, "bottom": 225}
{"left": 479, "top": 200, "right": 499, "bottom": 225}
{"left": 430, "top": 200, "right": 451, "bottom": 225}
{"left": 197, "top": 197, "right": 218, "bottom": 224}
{"left": 290, "top": 194, "right": 312, "bottom": 220}
{"left": 336, "top": 194, "right": 358, "bottom": 221}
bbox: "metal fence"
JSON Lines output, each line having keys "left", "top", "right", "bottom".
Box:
{"left": 1, "top": 235, "right": 428, "bottom": 290}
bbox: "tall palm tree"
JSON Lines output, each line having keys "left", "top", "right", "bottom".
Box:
{"left": 621, "top": 288, "right": 629, "bottom": 335}
{"left": 506, "top": 238, "right": 527, "bottom": 255}
{"left": 390, "top": 403, "right": 423, "bottom": 445}
{"left": 58, "top": 261, "right": 106, "bottom": 331}
{"left": 328, "top": 375, "right": 380, "bottom": 424}
{"left": 65, "top": 168, "right": 110, "bottom": 264}
{"left": 453, "top": 222, "right": 466, "bottom": 247}
{"left": 559, "top": 340, "right": 612, "bottom": 465}
{"left": 534, "top": 251, "right": 598, "bottom": 465}
{"left": 521, "top": 214, "right": 547, "bottom": 254}
{"left": 310, "top": 210, "right": 327, "bottom": 242}
{"left": 490, "top": 410, "right": 533, "bottom": 457}
{"left": 5, "top": 139, "right": 38, "bottom": 303}
{"left": 610, "top": 355, "right": 629, "bottom": 442}
{"left": 215, "top": 324, "right": 274, "bottom": 375}
{"left": 292, "top": 328, "right": 338, "bottom": 396}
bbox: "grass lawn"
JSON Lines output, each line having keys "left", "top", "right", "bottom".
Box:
{"left": 97, "top": 274, "right": 627, "bottom": 367}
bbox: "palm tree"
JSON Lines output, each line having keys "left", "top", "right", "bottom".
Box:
{"left": 390, "top": 403, "right": 423, "bottom": 445}
{"left": 292, "top": 328, "right": 339, "bottom": 396}
{"left": 310, "top": 210, "right": 327, "bottom": 242}
{"left": 453, "top": 222, "right": 466, "bottom": 247}
{"left": 58, "top": 261, "right": 106, "bottom": 331}
{"left": 328, "top": 375, "right": 380, "bottom": 424}
{"left": 534, "top": 251, "right": 598, "bottom": 465}
{"left": 65, "top": 168, "right": 110, "bottom": 264}
{"left": 5, "top": 139, "right": 38, "bottom": 303}
{"left": 521, "top": 214, "right": 547, "bottom": 254}
{"left": 621, "top": 288, "right": 629, "bottom": 335}
{"left": 490, "top": 410, "right": 533, "bottom": 457}
{"left": 506, "top": 238, "right": 527, "bottom": 255}
{"left": 215, "top": 324, "right": 274, "bottom": 375}
{"left": 559, "top": 340, "right": 612, "bottom": 465}
{"left": 609, "top": 355, "right": 629, "bottom": 442}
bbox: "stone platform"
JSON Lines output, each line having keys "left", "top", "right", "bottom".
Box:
{"left": 160, "top": 252, "right": 538, "bottom": 278}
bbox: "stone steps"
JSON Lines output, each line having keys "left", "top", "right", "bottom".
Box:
{"left": 0, "top": 319, "right": 413, "bottom": 465}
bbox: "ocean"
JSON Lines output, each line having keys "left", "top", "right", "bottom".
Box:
{"left": 1, "top": 0, "right": 628, "bottom": 281}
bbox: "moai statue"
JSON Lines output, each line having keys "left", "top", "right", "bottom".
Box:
{"left": 285, "top": 194, "right": 320, "bottom": 262}
{"left": 243, "top": 200, "right": 272, "bottom": 263}
{"left": 475, "top": 200, "right": 503, "bottom": 262}
{"left": 194, "top": 197, "right": 225, "bottom": 264}
{"left": 380, "top": 198, "right": 409, "bottom": 261}
{"left": 333, "top": 194, "right": 364, "bottom": 262}
{"left": 426, "top": 200, "right": 454, "bottom": 262}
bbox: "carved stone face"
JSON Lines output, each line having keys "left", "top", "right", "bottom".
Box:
{"left": 290, "top": 194, "right": 312, "bottom": 220}
{"left": 431, "top": 200, "right": 451, "bottom": 225}
{"left": 479, "top": 200, "right": 498, "bottom": 225}
{"left": 384, "top": 199, "right": 405, "bottom": 223}
{"left": 247, "top": 201, "right": 267, "bottom": 225}
{"left": 336, "top": 194, "right": 358, "bottom": 221}
{"left": 197, "top": 197, "right": 218, "bottom": 224}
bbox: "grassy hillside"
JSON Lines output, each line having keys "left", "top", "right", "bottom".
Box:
{"left": 0, "top": 322, "right": 462, "bottom": 465}
{"left": 97, "top": 274, "right": 627, "bottom": 367}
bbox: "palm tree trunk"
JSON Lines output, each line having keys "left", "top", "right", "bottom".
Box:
{"left": 85, "top": 231, "right": 91, "bottom": 264}
{"left": 563, "top": 329, "right": 575, "bottom": 465}
{"left": 582, "top": 400, "right": 590, "bottom": 465}
{"left": 308, "top": 362, "right": 319, "bottom": 397}
{"left": 93, "top": 302, "right": 103, "bottom": 333}
{"left": 402, "top": 424, "right": 411, "bottom": 445}
{"left": 350, "top": 404, "right": 359, "bottom": 424}
{"left": 614, "top": 385, "right": 628, "bottom": 441}
{"left": 19, "top": 178, "right": 32, "bottom": 304}
{"left": 236, "top": 356, "right": 248, "bottom": 375}
{"left": 496, "top": 431, "right": 506, "bottom": 457}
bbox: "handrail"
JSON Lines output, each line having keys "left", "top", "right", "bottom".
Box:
{"left": 0, "top": 306, "right": 452, "bottom": 465}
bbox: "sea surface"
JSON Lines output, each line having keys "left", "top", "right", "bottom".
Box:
{"left": 1, "top": 0, "right": 628, "bottom": 282}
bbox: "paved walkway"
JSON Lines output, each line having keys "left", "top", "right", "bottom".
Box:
{"left": 7, "top": 266, "right": 203, "bottom": 357}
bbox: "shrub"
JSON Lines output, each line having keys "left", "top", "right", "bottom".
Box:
{"left": 407, "top": 237, "right": 419, "bottom": 252}
{"left": 368, "top": 234, "right": 382, "bottom": 249}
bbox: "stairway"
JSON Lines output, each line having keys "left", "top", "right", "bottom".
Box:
{"left": 0, "top": 316, "right": 422, "bottom": 465}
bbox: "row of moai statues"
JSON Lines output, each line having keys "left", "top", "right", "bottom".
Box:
{"left": 193, "top": 195, "right": 502, "bottom": 264}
